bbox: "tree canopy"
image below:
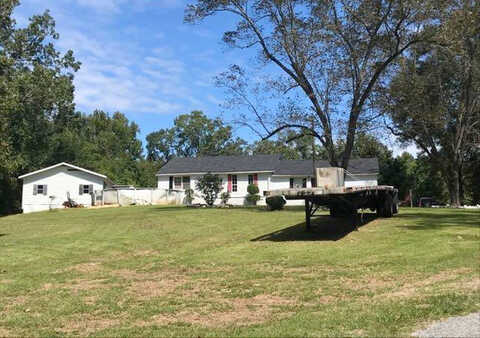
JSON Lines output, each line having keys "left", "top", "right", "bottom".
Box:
{"left": 187, "top": 0, "right": 442, "bottom": 169}
{"left": 146, "top": 111, "right": 247, "bottom": 161}
{"left": 382, "top": 0, "right": 480, "bottom": 206}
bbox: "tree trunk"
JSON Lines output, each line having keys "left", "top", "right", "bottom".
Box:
{"left": 446, "top": 167, "right": 461, "bottom": 207}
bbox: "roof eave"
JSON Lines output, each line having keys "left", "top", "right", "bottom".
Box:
{"left": 18, "top": 162, "right": 109, "bottom": 181}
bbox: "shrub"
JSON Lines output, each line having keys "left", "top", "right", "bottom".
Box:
{"left": 247, "top": 184, "right": 259, "bottom": 195}
{"left": 220, "top": 192, "right": 230, "bottom": 205}
{"left": 195, "top": 172, "right": 222, "bottom": 206}
{"left": 246, "top": 184, "right": 261, "bottom": 205}
{"left": 266, "top": 195, "right": 286, "bottom": 210}
{"left": 184, "top": 188, "right": 194, "bottom": 205}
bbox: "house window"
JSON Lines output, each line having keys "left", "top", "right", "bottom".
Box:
{"left": 289, "top": 178, "right": 294, "bottom": 189}
{"left": 174, "top": 177, "right": 182, "bottom": 189}
{"left": 35, "top": 184, "right": 47, "bottom": 195}
{"left": 83, "top": 185, "right": 91, "bottom": 194}
{"left": 232, "top": 175, "right": 237, "bottom": 192}
{"left": 248, "top": 174, "right": 258, "bottom": 186}
{"left": 311, "top": 177, "right": 317, "bottom": 188}
{"left": 182, "top": 176, "right": 190, "bottom": 190}
{"left": 302, "top": 178, "right": 307, "bottom": 188}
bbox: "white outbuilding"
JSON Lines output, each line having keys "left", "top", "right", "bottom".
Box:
{"left": 18, "top": 162, "right": 112, "bottom": 213}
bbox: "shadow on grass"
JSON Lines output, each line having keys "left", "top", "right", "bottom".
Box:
{"left": 251, "top": 213, "right": 377, "bottom": 242}
{"left": 0, "top": 234, "right": 6, "bottom": 237}
{"left": 395, "top": 210, "right": 480, "bottom": 230}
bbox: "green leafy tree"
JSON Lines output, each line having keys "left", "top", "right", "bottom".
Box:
{"left": 0, "top": 0, "right": 80, "bottom": 214}
{"left": 187, "top": 0, "right": 441, "bottom": 168}
{"left": 248, "top": 130, "right": 321, "bottom": 160}
{"left": 195, "top": 172, "right": 222, "bottom": 206}
{"left": 146, "top": 111, "right": 247, "bottom": 161}
{"left": 383, "top": 1, "right": 479, "bottom": 206}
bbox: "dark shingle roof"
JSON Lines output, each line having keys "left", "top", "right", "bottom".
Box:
{"left": 156, "top": 154, "right": 281, "bottom": 175}
{"left": 157, "top": 155, "right": 378, "bottom": 176}
{"left": 274, "top": 158, "right": 379, "bottom": 175}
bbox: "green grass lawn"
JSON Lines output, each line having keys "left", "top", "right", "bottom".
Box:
{"left": 0, "top": 206, "right": 479, "bottom": 337}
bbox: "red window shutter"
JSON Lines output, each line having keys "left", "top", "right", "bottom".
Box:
{"left": 227, "top": 174, "right": 232, "bottom": 192}
{"left": 253, "top": 173, "right": 258, "bottom": 185}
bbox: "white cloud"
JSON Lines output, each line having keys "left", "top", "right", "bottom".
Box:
{"left": 57, "top": 27, "right": 190, "bottom": 114}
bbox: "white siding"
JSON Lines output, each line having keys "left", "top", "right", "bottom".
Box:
{"left": 158, "top": 173, "right": 312, "bottom": 206}
{"left": 22, "top": 166, "right": 106, "bottom": 213}
{"left": 157, "top": 172, "right": 378, "bottom": 206}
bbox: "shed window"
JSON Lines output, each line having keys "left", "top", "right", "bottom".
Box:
{"left": 174, "top": 177, "right": 182, "bottom": 189}
{"left": 35, "top": 184, "right": 47, "bottom": 195}
{"left": 289, "top": 178, "right": 294, "bottom": 189}
{"left": 232, "top": 175, "right": 238, "bottom": 192}
{"left": 79, "top": 184, "right": 93, "bottom": 195}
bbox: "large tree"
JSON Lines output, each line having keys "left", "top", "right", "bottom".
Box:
{"left": 383, "top": 0, "right": 479, "bottom": 206}
{"left": 0, "top": 0, "right": 80, "bottom": 214}
{"left": 186, "top": 0, "right": 440, "bottom": 169}
{"left": 146, "top": 111, "right": 247, "bottom": 161}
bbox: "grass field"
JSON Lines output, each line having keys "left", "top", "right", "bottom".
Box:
{"left": 0, "top": 206, "right": 479, "bottom": 337}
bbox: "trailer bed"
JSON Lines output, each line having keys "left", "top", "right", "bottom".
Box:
{"left": 265, "top": 185, "right": 399, "bottom": 230}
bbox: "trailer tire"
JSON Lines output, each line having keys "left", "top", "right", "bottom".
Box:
{"left": 383, "top": 194, "right": 394, "bottom": 218}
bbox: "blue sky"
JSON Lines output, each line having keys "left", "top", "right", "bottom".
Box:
{"left": 14, "top": 0, "right": 254, "bottom": 140}
{"left": 13, "top": 0, "right": 417, "bottom": 156}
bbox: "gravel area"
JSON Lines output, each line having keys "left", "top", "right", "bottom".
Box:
{"left": 412, "top": 312, "right": 480, "bottom": 337}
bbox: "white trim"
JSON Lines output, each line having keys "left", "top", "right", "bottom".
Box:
{"left": 156, "top": 170, "right": 274, "bottom": 176}
{"left": 19, "top": 162, "right": 108, "bottom": 180}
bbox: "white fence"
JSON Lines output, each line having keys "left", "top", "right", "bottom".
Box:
{"left": 102, "top": 188, "right": 185, "bottom": 206}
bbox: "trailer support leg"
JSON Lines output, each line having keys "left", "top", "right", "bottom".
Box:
{"left": 305, "top": 198, "right": 311, "bottom": 231}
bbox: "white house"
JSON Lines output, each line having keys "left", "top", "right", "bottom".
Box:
{"left": 156, "top": 155, "right": 379, "bottom": 206}
{"left": 18, "top": 162, "right": 112, "bottom": 213}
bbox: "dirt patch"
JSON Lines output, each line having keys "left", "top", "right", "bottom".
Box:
{"left": 1, "top": 296, "right": 28, "bottom": 316}
{"left": 112, "top": 269, "right": 188, "bottom": 300}
{"left": 83, "top": 295, "right": 98, "bottom": 305}
{"left": 64, "top": 278, "right": 110, "bottom": 292}
{"left": 379, "top": 268, "right": 478, "bottom": 299}
{"left": 135, "top": 314, "right": 177, "bottom": 327}
{"left": 66, "top": 262, "right": 103, "bottom": 274}
{"left": 133, "top": 250, "right": 159, "bottom": 257}
{"left": 128, "top": 280, "right": 179, "bottom": 300}
{"left": 57, "top": 314, "right": 120, "bottom": 334}
{"left": 341, "top": 276, "right": 394, "bottom": 292}
{"left": 0, "top": 327, "right": 12, "bottom": 337}
{"left": 42, "top": 283, "right": 55, "bottom": 291}
{"left": 136, "top": 294, "right": 296, "bottom": 328}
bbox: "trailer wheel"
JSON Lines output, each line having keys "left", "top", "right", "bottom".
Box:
{"left": 383, "top": 194, "right": 394, "bottom": 218}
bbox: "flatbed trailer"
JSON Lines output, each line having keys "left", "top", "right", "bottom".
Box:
{"left": 265, "top": 185, "right": 399, "bottom": 230}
